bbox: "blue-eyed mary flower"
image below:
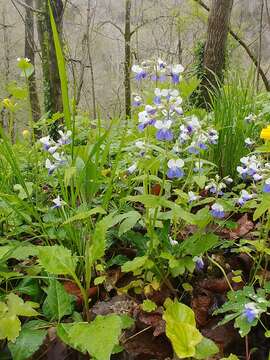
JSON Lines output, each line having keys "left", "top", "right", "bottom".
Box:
{"left": 211, "top": 203, "right": 225, "bottom": 219}
{"left": 155, "top": 120, "right": 173, "bottom": 141}
{"left": 132, "top": 95, "right": 143, "bottom": 107}
{"left": 40, "top": 135, "right": 53, "bottom": 151}
{"left": 169, "top": 64, "right": 184, "bottom": 84}
{"left": 52, "top": 195, "right": 66, "bottom": 209}
{"left": 243, "top": 302, "right": 260, "bottom": 323}
{"left": 58, "top": 130, "right": 72, "bottom": 146}
{"left": 127, "top": 163, "right": 137, "bottom": 174}
{"left": 238, "top": 189, "right": 253, "bottom": 206}
{"left": 188, "top": 191, "right": 200, "bottom": 203}
{"left": 167, "top": 159, "right": 185, "bottom": 179}
{"left": 263, "top": 178, "right": 270, "bottom": 193}
{"left": 132, "top": 64, "right": 147, "bottom": 81}
{"left": 138, "top": 110, "right": 155, "bottom": 131}
{"left": 45, "top": 159, "right": 57, "bottom": 175}
{"left": 193, "top": 256, "right": 204, "bottom": 271}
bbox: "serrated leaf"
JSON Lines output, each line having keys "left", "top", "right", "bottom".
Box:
{"left": 7, "top": 293, "right": 39, "bottom": 317}
{"left": 42, "top": 279, "right": 73, "bottom": 322}
{"left": 142, "top": 299, "right": 157, "bottom": 312}
{"left": 0, "top": 315, "right": 21, "bottom": 342}
{"left": 8, "top": 321, "right": 47, "bottom": 360}
{"left": 38, "top": 245, "right": 77, "bottom": 276}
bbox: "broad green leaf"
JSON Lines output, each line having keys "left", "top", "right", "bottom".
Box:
{"left": 13, "top": 182, "right": 33, "bottom": 200}
{"left": 118, "top": 211, "right": 141, "bottom": 236}
{"left": 163, "top": 299, "right": 202, "bottom": 358}
{"left": 62, "top": 207, "right": 106, "bottom": 225}
{"left": 121, "top": 256, "right": 148, "bottom": 273}
{"left": 180, "top": 232, "right": 219, "bottom": 256}
{"left": 193, "top": 175, "right": 207, "bottom": 189}
{"left": 0, "top": 315, "right": 21, "bottom": 342}
{"left": 253, "top": 197, "right": 270, "bottom": 220}
{"left": 38, "top": 245, "right": 77, "bottom": 276}
{"left": 142, "top": 299, "right": 157, "bottom": 312}
{"left": 7, "top": 293, "right": 39, "bottom": 317}
{"left": 58, "top": 315, "right": 123, "bottom": 360}
{"left": 42, "top": 279, "right": 73, "bottom": 321}
{"left": 8, "top": 321, "right": 47, "bottom": 360}
{"left": 194, "top": 337, "right": 219, "bottom": 359}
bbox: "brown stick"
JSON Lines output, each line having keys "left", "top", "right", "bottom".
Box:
{"left": 194, "top": 0, "right": 270, "bottom": 91}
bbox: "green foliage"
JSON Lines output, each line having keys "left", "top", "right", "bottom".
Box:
{"left": 42, "top": 278, "right": 74, "bottom": 321}
{"left": 141, "top": 299, "right": 157, "bottom": 312}
{"left": 8, "top": 320, "right": 47, "bottom": 360}
{"left": 38, "top": 245, "right": 77, "bottom": 276}
{"left": 214, "top": 285, "right": 270, "bottom": 337}
{"left": 48, "top": 0, "right": 71, "bottom": 129}
{"left": 57, "top": 314, "right": 130, "bottom": 360}
{"left": 0, "top": 294, "right": 39, "bottom": 342}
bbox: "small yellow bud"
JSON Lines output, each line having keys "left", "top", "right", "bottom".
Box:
{"left": 22, "top": 129, "right": 30, "bottom": 138}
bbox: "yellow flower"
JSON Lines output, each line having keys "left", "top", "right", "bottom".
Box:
{"left": 260, "top": 126, "right": 270, "bottom": 140}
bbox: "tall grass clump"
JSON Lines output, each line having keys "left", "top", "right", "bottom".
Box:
{"left": 209, "top": 71, "right": 257, "bottom": 179}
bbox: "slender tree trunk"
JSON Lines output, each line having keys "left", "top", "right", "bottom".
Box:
{"left": 124, "top": 0, "right": 132, "bottom": 120}
{"left": 25, "top": 0, "right": 41, "bottom": 123}
{"left": 1, "top": 7, "right": 10, "bottom": 130}
{"left": 201, "top": 0, "right": 234, "bottom": 104}
{"left": 36, "top": 0, "right": 64, "bottom": 118}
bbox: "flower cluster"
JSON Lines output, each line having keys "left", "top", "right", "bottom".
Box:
{"left": 132, "top": 59, "right": 184, "bottom": 84}
{"left": 40, "top": 130, "right": 71, "bottom": 175}
{"left": 237, "top": 155, "right": 263, "bottom": 181}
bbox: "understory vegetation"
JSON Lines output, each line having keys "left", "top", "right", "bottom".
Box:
{"left": 1, "top": 1, "right": 270, "bottom": 360}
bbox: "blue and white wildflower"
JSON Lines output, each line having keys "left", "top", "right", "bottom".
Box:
{"left": 132, "top": 95, "right": 143, "bottom": 107}
{"left": 193, "top": 256, "right": 204, "bottom": 271}
{"left": 263, "top": 178, "right": 270, "bottom": 193}
{"left": 132, "top": 64, "right": 147, "bottom": 81}
{"left": 155, "top": 120, "right": 173, "bottom": 141}
{"left": 167, "top": 159, "right": 184, "bottom": 179}
{"left": 188, "top": 191, "right": 200, "bottom": 203}
{"left": 40, "top": 135, "right": 53, "bottom": 151}
{"left": 185, "top": 116, "right": 201, "bottom": 133}
{"left": 245, "top": 137, "right": 255, "bottom": 148}
{"left": 238, "top": 189, "right": 253, "bottom": 206}
{"left": 207, "top": 129, "right": 219, "bottom": 144}
{"left": 58, "top": 130, "right": 72, "bottom": 146}
{"left": 127, "top": 163, "right": 137, "bottom": 174}
{"left": 52, "top": 195, "right": 66, "bottom": 209}
{"left": 45, "top": 159, "right": 57, "bottom": 175}
{"left": 138, "top": 111, "right": 155, "bottom": 131}
{"left": 243, "top": 302, "right": 260, "bottom": 323}
{"left": 237, "top": 155, "right": 262, "bottom": 181}
{"left": 211, "top": 203, "right": 225, "bottom": 219}
{"left": 169, "top": 64, "right": 184, "bottom": 84}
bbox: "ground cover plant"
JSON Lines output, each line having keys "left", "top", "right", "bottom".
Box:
{"left": 1, "top": 1, "right": 270, "bottom": 360}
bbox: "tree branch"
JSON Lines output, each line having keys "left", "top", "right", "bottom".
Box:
{"left": 12, "top": 0, "right": 44, "bottom": 14}
{"left": 97, "top": 20, "right": 124, "bottom": 36}
{"left": 130, "top": 15, "right": 170, "bottom": 37}
{"left": 194, "top": 0, "right": 270, "bottom": 91}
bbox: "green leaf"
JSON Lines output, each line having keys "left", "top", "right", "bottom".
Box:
{"left": 13, "top": 182, "right": 33, "bottom": 200}
{"left": 221, "top": 355, "right": 240, "bottom": 360}
{"left": 180, "top": 232, "right": 219, "bottom": 256}
{"left": 62, "top": 207, "right": 106, "bottom": 225}
{"left": 142, "top": 299, "right": 157, "bottom": 312}
{"left": 193, "top": 175, "right": 207, "bottom": 189}
{"left": 118, "top": 211, "right": 141, "bottom": 236}
{"left": 48, "top": 1, "right": 71, "bottom": 129}
{"left": 58, "top": 315, "right": 123, "bottom": 360}
{"left": 0, "top": 315, "right": 21, "bottom": 342}
{"left": 163, "top": 298, "right": 202, "bottom": 358}
{"left": 7, "top": 293, "right": 39, "bottom": 317}
{"left": 194, "top": 337, "right": 219, "bottom": 359}
{"left": 38, "top": 245, "right": 77, "bottom": 276}
{"left": 42, "top": 279, "right": 73, "bottom": 321}
{"left": 8, "top": 321, "right": 47, "bottom": 360}
{"left": 253, "top": 195, "right": 270, "bottom": 220}
{"left": 121, "top": 256, "right": 148, "bottom": 273}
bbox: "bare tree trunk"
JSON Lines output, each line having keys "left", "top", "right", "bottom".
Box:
{"left": 1, "top": 7, "right": 10, "bottom": 130}
{"left": 124, "top": 0, "right": 132, "bottom": 120}
{"left": 36, "top": 0, "right": 64, "bottom": 119}
{"left": 201, "top": 0, "right": 234, "bottom": 104}
{"left": 25, "top": 0, "right": 41, "bottom": 124}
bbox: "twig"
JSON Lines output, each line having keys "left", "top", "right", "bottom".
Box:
{"left": 12, "top": 0, "right": 44, "bottom": 14}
